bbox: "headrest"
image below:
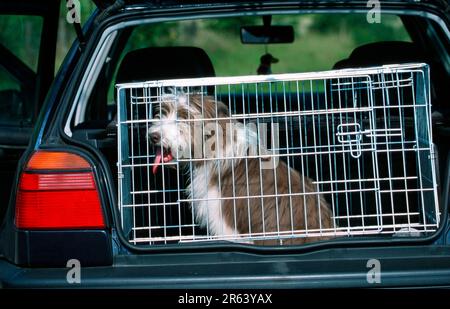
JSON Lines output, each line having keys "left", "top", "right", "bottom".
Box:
{"left": 116, "top": 46, "right": 215, "bottom": 84}
{"left": 333, "top": 41, "right": 426, "bottom": 69}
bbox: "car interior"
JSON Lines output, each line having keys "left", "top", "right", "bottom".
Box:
{"left": 69, "top": 12, "right": 449, "bottom": 246}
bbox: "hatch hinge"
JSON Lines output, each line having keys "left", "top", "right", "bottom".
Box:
{"left": 95, "top": 0, "right": 126, "bottom": 25}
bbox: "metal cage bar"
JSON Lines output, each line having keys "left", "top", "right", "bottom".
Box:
{"left": 116, "top": 63, "right": 439, "bottom": 245}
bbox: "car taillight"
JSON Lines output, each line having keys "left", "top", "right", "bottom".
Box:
{"left": 15, "top": 151, "right": 105, "bottom": 229}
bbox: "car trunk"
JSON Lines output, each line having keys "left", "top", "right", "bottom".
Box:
{"left": 66, "top": 2, "right": 449, "bottom": 251}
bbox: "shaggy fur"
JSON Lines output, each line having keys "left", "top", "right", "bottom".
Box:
{"left": 148, "top": 93, "right": 334, "bottom": 245}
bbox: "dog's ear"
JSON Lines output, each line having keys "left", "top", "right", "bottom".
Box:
{"left": 152, "top": 105, "right": 161, "bottom": 119}
{"left": 216, "top": 101, "right": 229, "bottom": 117}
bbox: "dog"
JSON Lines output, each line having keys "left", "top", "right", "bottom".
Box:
{"left": 148, "top": 92, "right": 334, "bottom": 245}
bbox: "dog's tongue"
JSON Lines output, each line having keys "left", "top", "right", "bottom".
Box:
{"left": 153, "top": 148, "right": 173, "bottom": 174}
{"left": 153, "top": 149, "right": 162, "bottom": 175}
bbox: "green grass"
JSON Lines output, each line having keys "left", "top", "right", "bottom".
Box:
{"left": 139, "top": 25, "right": 357, "bottom": 77}
{"left": 143, "top": 15, "right": 408, "bottom": 77}
{"left": 204, "top": 30, "right": 355, "bottom": 76}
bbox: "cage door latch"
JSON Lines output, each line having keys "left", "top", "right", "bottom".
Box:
{"left": 336, "top": 122, "right": 363, "bottom": 159}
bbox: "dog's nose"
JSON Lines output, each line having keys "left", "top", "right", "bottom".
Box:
{"left": 150, "top": 132, "right": 161, "bottom": 144}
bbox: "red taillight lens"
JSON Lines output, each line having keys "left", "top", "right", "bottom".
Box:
{"left": 27, "top": 151, "right": 91, "bottom": 170}
{"left": 15, "top": 151, "right": 105, "bottom": 230}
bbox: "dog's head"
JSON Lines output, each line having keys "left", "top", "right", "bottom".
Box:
{"left": 148, "top": 93, "right": 230, "bottom": 173}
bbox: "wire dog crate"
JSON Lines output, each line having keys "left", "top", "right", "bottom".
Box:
{"left": 116, "top": 63, "right": 440, "bottom": 246}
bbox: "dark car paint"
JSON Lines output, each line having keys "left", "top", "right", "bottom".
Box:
{"left": 3, "top": 246, "right": 450, "bottom": 288}
{"left": 0, "top": 0, "right": 449, "bottom": 288}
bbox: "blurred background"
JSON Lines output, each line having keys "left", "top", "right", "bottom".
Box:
{"left": 0, "top": 2, "right": 410, "bottom": 81}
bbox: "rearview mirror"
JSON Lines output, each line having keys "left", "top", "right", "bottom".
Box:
{"left": 240, "top": 26, "right": 294, "bottom": 44}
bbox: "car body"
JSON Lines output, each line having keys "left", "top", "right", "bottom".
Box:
{"left": 0, "top": 0, "right": 449, "bottom": 288}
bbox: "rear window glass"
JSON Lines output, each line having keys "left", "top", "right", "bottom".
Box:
{"left": 106, "top": 14, "right": 411, "bottom": 103}
{"left": 0, "top": 15, "right": 43, "bottom": 127}
{"left": 0, "top": 15, "right": 43, "bottom": 72}
{"left": 127, "top": 14, "right": 411, "bottom": 76}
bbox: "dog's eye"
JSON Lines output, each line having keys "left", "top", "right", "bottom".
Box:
{"left": 205, "top": 130, "right": 215, "bottom": 139}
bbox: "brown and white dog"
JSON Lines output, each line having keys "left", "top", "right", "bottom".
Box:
{"left": 148, "top": 92, "right": 334, "bottom": 245}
